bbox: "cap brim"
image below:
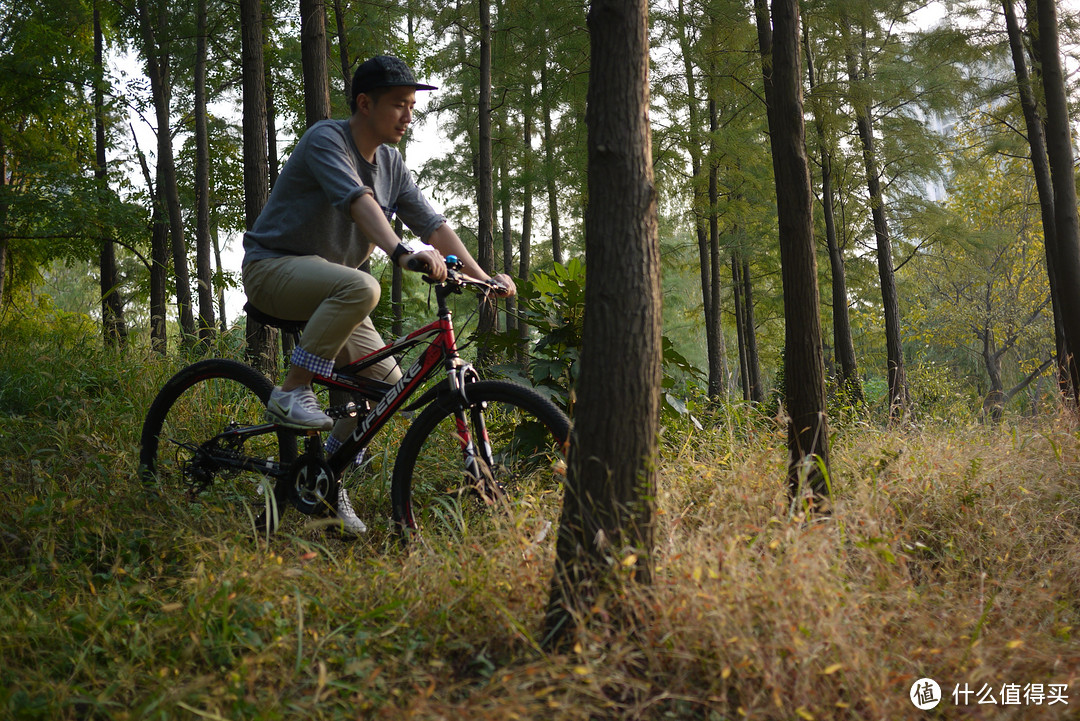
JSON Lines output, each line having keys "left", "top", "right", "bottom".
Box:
{"left": 414, "top": 83, "right": 438, "bottom": 91}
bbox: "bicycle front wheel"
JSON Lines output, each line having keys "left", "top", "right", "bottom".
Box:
{"left": 391, "top": 380, "right": 570, "bottom": 537}
{"left": 139, "top": 359, "right": 297, "bottom": 529}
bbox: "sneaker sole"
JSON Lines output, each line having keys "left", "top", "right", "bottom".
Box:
{"left": 265, "top": 408, "right": 333, "bottom": 432}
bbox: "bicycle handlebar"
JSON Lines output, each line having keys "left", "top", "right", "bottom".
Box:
{"left": 407, "top": 254, "right": 507, "bottom": 296}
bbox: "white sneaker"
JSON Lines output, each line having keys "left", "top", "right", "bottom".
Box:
{"left": 266, "top": 386, "right": 333, "bottom": 431}
{"left": 333, "top": 485, "right": 367, "bottom": 536}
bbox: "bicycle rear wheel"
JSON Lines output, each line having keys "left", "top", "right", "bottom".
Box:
{"left": 391, "top": 380, "right": 570, "bottom": 538}
{"left": 139, "top": 359, "right": 297, "bottom": 529}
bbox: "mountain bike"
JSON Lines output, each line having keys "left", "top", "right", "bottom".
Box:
{"left": 138, "top": 256, "right": 570, "bottom": 538}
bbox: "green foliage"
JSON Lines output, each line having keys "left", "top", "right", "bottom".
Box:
{"left": 502, "top": 260, "right": 704, "bottom": 428}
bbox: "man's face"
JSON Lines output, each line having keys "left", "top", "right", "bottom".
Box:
{"left": 366, "top": 86, "right": 416, "bottom": 145}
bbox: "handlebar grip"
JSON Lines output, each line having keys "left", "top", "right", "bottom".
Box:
{"left": 406, "top": 256, "right": 431, "bottom": 273}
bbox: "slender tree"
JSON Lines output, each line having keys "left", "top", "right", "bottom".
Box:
{"left": 193, "top": 0, "right": 216, "bottom": 343}
{"left": 1034, "top": 0, "right": 1080, "bottom": 407}
{"left": 476, "top": 0, "right": 498, "bottom": 362}
{"left": 754, "top": 0, "right": 831, "bottom": 499}
{"left": 1002, "top": 0, "right": 1071, "bottom": 400}
{"left": 546, "top": 0, "right": 660, "bottom": 644}
{"left": 137, "top": 0, "right": 196, "bottom": 342}
{"left": 241, "top": 0, "right": 277, "bottom": 372}
{"left": 842, "top": 15, "right": 909, "bottom": 420}
{"left": 803, "top": 21, "right": 861, "bottom": 403}
{"left": 95, "top": 1, "right": 127, "bottom": 347}
{"left": 300, "top": 0, "right": 332, "bottom": 125}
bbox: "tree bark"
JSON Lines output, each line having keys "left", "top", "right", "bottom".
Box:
{"left": 194, "top": 0, "right": 216, "bottom": 344}
{"left": 804, "top": 24, "right": 860, "bottom": 403}
{"left": 500, "top": 139, "right": 517, "bottom": 334}
{"left": 519, "top": 90, "right": 534, "bottom": 363}
{"left": 300, "top": 0, "right": 332, "bottom": 126}
{"left": 130, "top": 123, "right": 168, "bottom": 353}
{"left": 545, "top": 0, "right": 660, "bottom": 645}
{"left": 476, "top": 0, "right": 497, "bottom": 363}
{"left": 731, "top": 251, "right": 750, "bottom": 400}
{"left": 843, "top": 18, "right": 909, "bottom": 420}
{"left": 1033, "top": 0, "right": 1080, "bottom": 407}
{"left": 741, "top": 255, "right": 763, "bottom": 402}
{"left": 755, "top": 0, "right": 831, "bottom": 499}
{"left": 241, "top": 0, "right": 278, "bottom": 373}
{"left": 541, "top": 60, "right": 563, "bottom": 266}
{"left": 95, "top": 2, "right": 127, "bottom": 347}
{"left": 138, "top": 0, "right": 196, "bottom": 343}
{"left": 332, "top": 0, "right": 351, "bottom": 94}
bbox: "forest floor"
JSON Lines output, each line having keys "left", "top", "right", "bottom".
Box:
{"left": 1, "top": 313, "right": 1078, "bottom": 720}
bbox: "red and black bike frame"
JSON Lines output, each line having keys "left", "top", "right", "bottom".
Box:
{"left": 313, "top": 275, "right": 494, "bottom": 482}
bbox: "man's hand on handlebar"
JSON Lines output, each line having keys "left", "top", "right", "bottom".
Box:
{"left": 487, "top": 273, "right": 516, "bottom": 298}
{"left": 401, "top": 248, "right": 447, "bottom": 281}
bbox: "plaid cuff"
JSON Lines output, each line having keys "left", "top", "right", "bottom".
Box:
{"left": 290, "top": 345, "right": 334, "bottom": 377}
{"left": 325, "top": 435, "right": 366, "bottom": 465}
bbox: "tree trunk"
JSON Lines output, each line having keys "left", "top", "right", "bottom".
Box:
{"left": 1034, "top": 0, "right": 1080, "bottom": 407}
{"left": 138, "top": 0, "right": 196, "bottom": 343}
{"left": 476, "top": 0, "right": 497, "bottom": 363}
{"left": 706, "top": 97, "right": 728, "bottom": 399}
{"left": 332, "top": 0, "right": 350, "bottom": 94}
{"left": 541, "top": 60, "right": 563, "bottom": 266}
{"left": 742, "top": 256, "right": 763, "bottom": 402}
{"left": 1002, "top": 0, "right": 1070, "bottom": 399}
{"left": 519, "top": 90, "right": 534, "bottom": 363}
{"left": 212, "top": 224, "right": 227, "bottom": 332}
{"left": 731, "top": 251, "right": 750, "bottom": 400}
{"left": 194, "top": 0, "right": 216, "bottom": 344}
{"left": 843, "top": 20, "right": 908, "bottom": 420}
{"left": 150, "top": 180, "right": 170, "bottom": 355}
{"left": 755, "top": 0, "right": 830, "bottom": 500}
{"left": 241, "top": 0, "right": 278, "bottom": 373}
{"left": 300, "top": 0, "right": 332, "bottom": 126}
{"left": 804, "top": 24, "right": 860, "bottom": 403}
{"left": 675, "top": 1, "right": 726, "bottom": 399}
{"left": 130, "top": 122, "right": 168, "bottom": 353}
{"left": 0, "top": 135, "right": 6, "bottom": 307}
{"left": 499, "top": 125, "right": 517, "bottom": 334}
{"left": 545, "top": 0, "right": 660, "bottom": 645}
{"left": 95, "top": 2, "right": 127, "bottom": 347}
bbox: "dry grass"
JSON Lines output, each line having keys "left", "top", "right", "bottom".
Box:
{"left": 1, "top": 319, "right": 1078, "bottom": 719}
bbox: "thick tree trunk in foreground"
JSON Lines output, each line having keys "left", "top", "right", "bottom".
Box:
{"left": 545, "top": 0, "right": 660, "bottom": 646}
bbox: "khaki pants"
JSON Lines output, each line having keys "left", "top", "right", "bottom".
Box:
{"left": 243, "top": 255, "right": 402, "bottom": 384}
{"left": 244, "top": 255, "right": 403, "bottom": 444}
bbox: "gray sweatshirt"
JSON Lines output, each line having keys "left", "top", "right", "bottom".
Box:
{"left": 242, "top": 119, "right": 445, "bottom": 269}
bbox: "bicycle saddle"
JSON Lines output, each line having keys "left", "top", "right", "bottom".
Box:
{"left": 243, "top": 302, "right": 307, "bottom": 335}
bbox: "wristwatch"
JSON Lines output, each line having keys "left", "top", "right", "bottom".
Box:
{"left": 390, "top": 242, "right": 411, "bottom": 266}
{"left": 391, "top": 241, "right": 437, "bottom": 267}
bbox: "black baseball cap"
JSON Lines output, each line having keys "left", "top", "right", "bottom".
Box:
{"left": 350, "top": 56, "right": 437, "bottom": 100}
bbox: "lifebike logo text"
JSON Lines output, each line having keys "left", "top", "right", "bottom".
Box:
{"left": 352, "top": 358, "right": 427, "bottom": 442}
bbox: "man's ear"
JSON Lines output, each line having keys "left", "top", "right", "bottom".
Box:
{"left": 354, "top": 93, "right": 369, "bottom": 115}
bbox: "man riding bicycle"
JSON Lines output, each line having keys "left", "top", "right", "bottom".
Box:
{"left": 242, "top": 55, "right": 515, "bottom": 534}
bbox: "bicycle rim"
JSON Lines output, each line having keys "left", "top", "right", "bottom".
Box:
{"left": 139, "top": 359, "right": 297, "bottom": 528}
{"left": 391, "top": 380, "right": 569, "bottom": 541}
